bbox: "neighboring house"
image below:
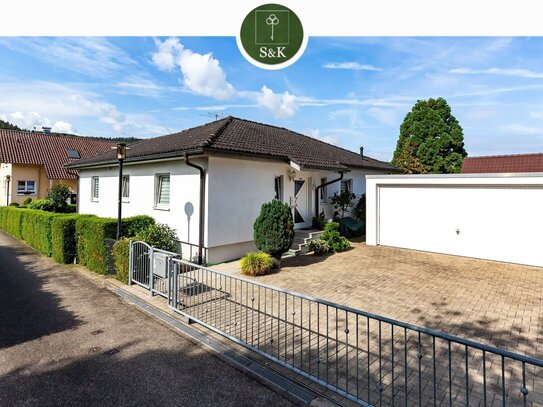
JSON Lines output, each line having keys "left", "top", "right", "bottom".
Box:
{"left": 0, "top": 129, "right": 118, "bottom": 205}
{"left": 67, "top": 116, "right": 399, "bottom": 263}
{"left": 462, "top": 153, "right": 543, "bottom": 173}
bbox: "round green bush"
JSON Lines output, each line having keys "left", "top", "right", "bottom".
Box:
{"left": 240, "top": 252, "right": 273, "bottom": 276}
{"left": 308, "top": 239, "right": 330, "bottom": 255}
{"left": 321, "top": 222, "right": 351, "bottom": 252}
{"left": 8, "top": 202, "right": 19, "bottom": 207}
{"left": 139, "top": 223, "right": 178, "bottom": 252}
{"left": 22, "top": 197, "right": 32, "bottom": 205}
{"left": 253, "top": 200, "right": 294, "bottom": 260}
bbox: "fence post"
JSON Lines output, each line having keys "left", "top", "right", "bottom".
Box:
{"left": 149, "top": 246, "right": 154, "bottom": 297}
{"left": 128, "top": 240, "right": 133, "bottom": 286}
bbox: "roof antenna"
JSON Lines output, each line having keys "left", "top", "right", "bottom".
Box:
{"left": 199, "top": 112, "right": 226, "bottom": 121}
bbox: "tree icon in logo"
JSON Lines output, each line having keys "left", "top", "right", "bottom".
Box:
{"left": 238, "top": 3, "right": 305, "bottom": 69}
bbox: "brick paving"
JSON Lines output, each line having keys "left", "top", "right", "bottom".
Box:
{"left": 207, "top": 240, "right": 543, "bottom": 406}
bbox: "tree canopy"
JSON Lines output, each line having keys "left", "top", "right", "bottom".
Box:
{"left": 0, "top": 119, "right": 22, "bottom": 131}
{"left": 391, "top": 98, "right": 467, "bottom": 174}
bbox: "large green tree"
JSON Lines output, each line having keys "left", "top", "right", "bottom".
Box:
{"left": 392, "top": 98, "right": 467, "bottom": 173}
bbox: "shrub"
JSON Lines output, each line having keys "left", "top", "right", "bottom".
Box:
{"left": 22, "top": 197, "right": 32, "bottom": 205}
{"left": 9, "top": 202, "right": 19, "bottom": 207}
{"left": 354, "top": 193, "right": 366, "bottom": 223}
{"left": 112, "top": 238, "right": 130, "bottom": 283}
{"left": 28, "top": 198, "right": 55, "bottom": 212}
{"left": 330, "top": 190, "right": 356, "bottom": 218}
{"left": 240, "top": 252, "right": 273, "bottom": 276}
{"left": 138, "top": 223, "right": 178, "bottom": 252}
{"left": 308, "top": 239, "right": 330, "bottom": 255}
{"left": 21, "top": 209, "right": 59, "bottom": 256}
{"left": 65, "top": 204, "right": 77, "bottom": 214}
{"left": 123, "top": 215, "right": 155, "bottom": 237}
{"left": 320, "top": 222, "right": 351, "bottom": 253}
{"left": 51, "top": 215, "right": 87, "bottom": 263}
{"left": 253, "top": 200, "right": 294, "bottom": 265}
{"left": 312, "top": 211, "right": 326, "bottom": 230}
{"left": 76, "top": 217, "right": 117, "bottom": 274}
{"left": 46, "top": 184, "right": 71, "bottom": 212}
{"left": 4, "top": 207, "right": 23, "bottom": 238}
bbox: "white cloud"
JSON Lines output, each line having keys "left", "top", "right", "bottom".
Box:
{"left": 52, "top": 121, "right": 76, "bottom": 134}
{"left": 6, "top": 111, "right": 77, "bottom": 134}
{"left": 500, "top": 124, "right": 542, "bottom": 136}
{"left": 306, "top": 128, "right": 341, "bottom": 146}
{"left": 323, "top": 62, "right": 382, "bottom": 71}
{"left": 450, "top": 67, "right": 543, "bottom": 79}
{"left": 0, "top": 37, "right": 135, "bottom": 77}
{"left": 367, "top": 107, "right": 400, "bottom": 126}
{"left": 151, "top": 38, "right": 236, "bottom": 100}
{"left": 256, "top": 86, "right": 297, "bottom": 119}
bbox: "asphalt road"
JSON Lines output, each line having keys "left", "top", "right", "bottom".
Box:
{"left": 0, "top": 231, "right": 291, "bottom": 406}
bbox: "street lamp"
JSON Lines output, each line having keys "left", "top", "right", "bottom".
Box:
{"left": 5, "top": 175, "right": 10, "bottom": 206}
{"left": 112, "top": 143, "right": 131, "bottom": 240}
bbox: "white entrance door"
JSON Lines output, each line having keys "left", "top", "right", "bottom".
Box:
{"left": 293, "top": 178, "right": 309, "bottom": 229}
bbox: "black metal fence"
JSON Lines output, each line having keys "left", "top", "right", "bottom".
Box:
{"left": 166, "top": 257, "right": 543, "bottom": 406}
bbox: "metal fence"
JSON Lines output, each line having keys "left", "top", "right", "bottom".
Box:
{"left": 129, "top": 240, "right": 178, "bottom": 298}
{"left": 165, "top": 257, "right": 543, "bottom": 407}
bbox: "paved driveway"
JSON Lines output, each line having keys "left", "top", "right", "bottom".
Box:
{"left": 0, "top": 232, "right": 292, "bottom": 407}
{"left": 216, "top": 239, "right": 543, "bottom": 357}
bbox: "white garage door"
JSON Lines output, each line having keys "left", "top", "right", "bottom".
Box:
{"left": 377, "top": 185, "right": 543, "bottom": 267}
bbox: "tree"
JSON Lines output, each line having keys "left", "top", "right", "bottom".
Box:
{"left": 392, "top": 98, "right": 467, "bottom": 174}
{"left": 253, "top": 200, "right": 294, "bottom": 268}
{"left": 0, "top": 119, "right": 22, "bottom": 131}
{"left": 329, "top": 190, "right": 356, "bottom": 218}
{"left": 46, "top": 184, "right": 71, "bottom": 212}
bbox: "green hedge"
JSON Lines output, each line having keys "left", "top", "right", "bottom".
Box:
{"left": 51, "top": 215, "right": 89, "bottom": 264}
{"left": 112, "top": 238, "right": 130, "bottom": 284}
{"left": 123, "top": 215, "right": 155, "bottom": 237}
{"left": 21, "top": 209, "right": 60, "bottom": 256}
{"left": 75, "top": 217, "right": 117, "bottom": 275}
{"left": 4, "top": 207, "right": 24, "bottom": 239}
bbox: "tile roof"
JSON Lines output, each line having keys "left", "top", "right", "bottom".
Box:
{"left": 461, "top": 153, "right": 543, "bottom": 174}
{"left": 0, "top": 129, "right": 118, "bottom": 179}
{"left": 69, "top": 117, "right": 399, "bottom": 172}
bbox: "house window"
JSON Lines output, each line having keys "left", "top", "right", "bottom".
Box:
{"left": 122, "top": 175, "right": 130, "bottom": 199}
{"left": 155, "top": 174, "right": 170, "bottom": 208}
{"left": 91, "top": 177, "right": 99, "bottom": 200}
{"left": 340, "top": 179, "right": 353, "bottom": 193}
{"left": 320, "top": 177, "right": 327, "bottom": 201}
{"left": 274, "top": 176, "right": 283, "bottom": 201}
{"left": 17, "top": 180, "right": 35, "bottom": 195}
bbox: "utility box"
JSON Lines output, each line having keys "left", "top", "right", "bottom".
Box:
{"left": 153, "top": 252, "right": 169, "bottom": 278}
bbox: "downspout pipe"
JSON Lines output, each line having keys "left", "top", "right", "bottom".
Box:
{"left": 184, "top": 153, "right": 206, "bottom": 265}
{"left": 314, "top": 172, "right": 344, "bottom": 220}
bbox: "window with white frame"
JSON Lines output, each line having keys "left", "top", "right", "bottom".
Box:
{"left": 274, "top": 176, "right": 283, "bottom": 201}
{"left": 320, "top": 177, "right": 327, "bottom": 201}
{"left": 91, "top": 177, "right": 99, "bottom": 200}
{"left": 155, "top": 174, "right": 170, "bottom": 208}
{"left": 122, "top": 175, "right": 130, "bottom": 199}
{"left": 340, "top": 179, "right": 353, "bottom": 193}
{"left": 17, "top": 180, "right": 35, "bottom": 195}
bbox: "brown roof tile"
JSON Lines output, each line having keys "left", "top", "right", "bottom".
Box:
{"left": 69, "top": 117, "right": 399, "bottom": 172}
{"left": 461, "top": 153, "right": 543, "bottom": 173}
{"left": 0, "top": 130, "right": 118, "bottom": 179}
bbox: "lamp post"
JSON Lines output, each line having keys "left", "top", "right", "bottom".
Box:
{"left": 5, "top": 175, "right": 10, "bottom": 206}
{"left": 113, "top": 143, "right": 130, "bottom": 240}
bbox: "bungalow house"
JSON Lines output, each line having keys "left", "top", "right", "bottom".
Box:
{"left": 0, "top": 129, "right": 118, "bottom": 205}
{"left": 67, "top": 117, "right": 399, "bottom": 263}
{"left": 462, "top": 152, "right": 543, "bottom": 173}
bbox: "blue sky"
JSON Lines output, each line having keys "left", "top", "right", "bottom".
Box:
{"left": 0, "top": 37, "right": 542, "bottom": 161}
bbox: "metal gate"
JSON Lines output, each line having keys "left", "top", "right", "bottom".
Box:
{"left": 164, "top": 257, "right": 543, "bottom": 407}
{"left": 128, "top": 240, "right": 177, "bottom": 298}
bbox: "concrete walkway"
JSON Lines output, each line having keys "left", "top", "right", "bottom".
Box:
{"left": 0, "top": 232, "right": 292, "bottom": 407}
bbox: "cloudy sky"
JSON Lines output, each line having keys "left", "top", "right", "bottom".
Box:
{"left": 1, "top": 37, "right": 542, "bottom": 161}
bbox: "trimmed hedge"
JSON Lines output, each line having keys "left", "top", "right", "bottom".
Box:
{"left": 123, "top": 215, "right": 155, "bottom": 237}
{"left": 5, "top": 207, "right": 24, "bottom": 238}
{"left": 75, "top": 216, "right": 117, "bottom": 275}
{"left": 51, "top": 215, "right": 88, "bottom": 264}
{"left": 112, "top": 238, "right": 130, "bottom": 284}
{"left": 21, "top": 209, "right": 60, "bottom": 256}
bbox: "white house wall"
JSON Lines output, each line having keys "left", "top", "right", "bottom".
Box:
{"left": 366, "top": 174, "right": 543, "bottom": 267}
{"left": 78, "top": 158, "right": 205, "bottom": 247}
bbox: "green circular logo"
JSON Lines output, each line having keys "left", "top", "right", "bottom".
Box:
{"left": 237, "top": 4, "right": 306, "bottom": 70}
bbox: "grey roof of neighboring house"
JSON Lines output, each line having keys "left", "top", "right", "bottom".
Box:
{"left": 67, "top": 116, "right": 399, "bottom": 172}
